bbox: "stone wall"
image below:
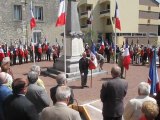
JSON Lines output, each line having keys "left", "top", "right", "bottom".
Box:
{"left": 0, "top": 0, "right": 63, "bottom": 46}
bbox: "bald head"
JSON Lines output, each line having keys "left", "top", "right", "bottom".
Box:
{"left": 0, "top": 72, "right": 7, "bottom": 84}
{"left": 56, "top": 73, "right": 67, "bottom": 85}
{"left": 111, "top": 65, "right": 121, "bottom": 78}
{"left": 82, "top": 52, "right": 87, "bottom": 58}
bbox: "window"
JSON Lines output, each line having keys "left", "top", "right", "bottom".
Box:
{"left": 87, "top": 6, "right": 92, "bottom": 11}
{"left": 34, "top": 6, "right": 43, "bottom": 21}
{"left": 106, "top": 18, "right": 111, "bottom": 25}
{"left": 33, "top": 31, "right": 41, "bottom": 43}
{"left": 14, "top": 5, "right": 22, "bottom": 20}
{"left": 107, "top": 4, "right": 110, "bottom": 10}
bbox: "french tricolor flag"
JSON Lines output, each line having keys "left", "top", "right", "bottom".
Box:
{"left": 30, "top": 1, "right": 36, "bottom": 30}
{"left": 89, "top": 52, "right": 97, "bottom": 70}
{"left": 56, "top": 0, "right": 66, "bottom": 27}
{"left": 0, "top": 47, "right": 5, "bottom": 62}
{"left": 115, "top": 0, "right": 121, "bottom": 30}
{"left": 99, "top": 40, "right": 105, "bottom": 53}
{"left": 148, "top": 49, "right": 160, "bottom": 95}
{"left": 122, "top": 40, "right": 131, "bottom": 70}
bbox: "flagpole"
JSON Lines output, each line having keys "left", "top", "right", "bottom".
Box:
{"left": 114, "top": 20, "right": 117, "bottom": 64}
{"left": 90, "top": 9, "right": 93, "bottom": 88}
{"left": 31, "top": 29, "right": 36, "bottom": 64}
{"left": 91, "top": 9, "right": 93, "bottom": 42}
{"left": 90, "top": 69, "right": 92, "bottom": 88}
{"left": 64, "top": 0, "right": 66, "bottom": 75}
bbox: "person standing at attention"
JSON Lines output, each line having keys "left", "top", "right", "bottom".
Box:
{"left": 100, "top": 65, "right": 128, "bottom": 120}
{"left": 79, "top": 52, "right": 89, "bottom": 88}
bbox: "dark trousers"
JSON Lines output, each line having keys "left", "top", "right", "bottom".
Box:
{"left": 81, "top": 72, "right": 88, "bottom": 86}
{"left": 24, "top": 56, "right": 28, "bottom": 63}
{"left": 103, "top": 116, "right": 122, "bottom": 120}
{"left": 13, "top": 56, "right": 17, "bottom": 65}
{"left": 47, "top": 54, "right": 51, "bottom": 61}
{"left": 18, "top": 56, "right": 22, "bottom": 64}
{"left": 120, "top": 66, "right": 124, "bottom": 78}
{"left": 107, "top": 54, "right": 110, "bottom": 63}
{"left": 38, "top": 53, "right": 41, "bottom": 62}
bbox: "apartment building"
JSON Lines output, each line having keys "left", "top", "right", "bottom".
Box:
{"left": 78, "top": 0, "right": 160, "bottom": 46}
{"left": 0, "top": 0, "right": 63, "bottom": 46}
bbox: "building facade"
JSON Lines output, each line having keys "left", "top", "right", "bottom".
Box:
{"left": 78, "top": 0, "right": 160, "bottom": 46}
{"left": 0, "top": 0, "right": 63, "bottom": 46}
{"left": 0, "top": 0, "right": 159, "bottom": 47}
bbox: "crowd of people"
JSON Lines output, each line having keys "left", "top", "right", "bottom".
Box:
{"left": 0, "top": 56, "right": 81, "bottom": 120}
{"left": 0, "top": 42, "right": 61, "bottom": 66}
{"left": 0, "top": 35, "right": 160, "bottom": 120}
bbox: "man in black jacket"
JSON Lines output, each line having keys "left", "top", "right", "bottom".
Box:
{"left": 3, "top": 78, "right": 38, "bottom": 120}
{"left": 79, "top": 52, "right": 89, "bottom": 88}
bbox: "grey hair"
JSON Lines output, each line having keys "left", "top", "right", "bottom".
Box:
{"left": 30, "top": 65, "right": 41, "bottom": 75}
{"left": 111, "top": 65, "right": 121, "bottom": 77}
{"left": 138, "top": 82, "right": 151, "bottom": 95}
{"left": 56, "top": 86, "right": 71, "bottom": 101}
{"left": 27, "top": 71, "right": 38, "bottom": 84}
{"left": 56, "top": 73, "right": 66, "bottom": 85}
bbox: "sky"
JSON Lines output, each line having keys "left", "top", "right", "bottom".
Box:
{"left": 156, "top": 0, "right": 160, "bottom": 3}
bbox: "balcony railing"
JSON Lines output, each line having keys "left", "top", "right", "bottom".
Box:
{"left": 80, "top": 11, "right": 88, "bottom": 16}
{"left": 81, "top": 25, "right": 88, "bottom": 28}
{"left": 100, "top": 9, "right": 110, "bottom": 14}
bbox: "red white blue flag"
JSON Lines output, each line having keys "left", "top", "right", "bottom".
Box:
{"left": 89, "top": 50, "right": 97, "bottom": 70}
{"left": 89, "top": 42, "right": 98, "bottom": 70}
{"left": 56, "top": 0, "right": 66, "bottom": 27}
{"left": 115, "top": 0, "right": 121, "bottom": 30}
{"left": 122, "top": 40, "right": 131, "bottom": 70}
{"left": 99, "top": 40, "right": 105, "bottom": 53}
{"left": 30, "top": 1, "right": 36, "bottom": 30}
{"left": 148, "top": 49, "right": 160, "bottom": 95}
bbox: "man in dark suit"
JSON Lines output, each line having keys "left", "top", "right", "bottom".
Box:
{"left": 50, "top": 73, "right": 74, "bottom": 105}
{"left": 79, "top": 52, "right": 89, "bottom": 88}
{"left": 3, "top": 78, "right": 38, "bottom": 120}
{"left": 100, "top": 65, "right": 128, "bottom": 120}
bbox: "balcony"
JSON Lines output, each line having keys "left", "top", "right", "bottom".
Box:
{"left": 99, "top": 9, "right": 110, "bottom": 18}
{"left": 139, "top": 5, "right": 160, "bottom": 12}
{"left": 139, "top": 18, "right": 160, "bottom": 25}
{"left": 78, "top": 0, "right": 93, "bottom": 7}
{"left": 80, "top": 11, "right": 88, "bottom": 19}
{"left": 99, "top": 0, "right": 110, "bottom": 4}
{"left": 81, "top": 25, "right": 88, "bottom": 28}
{"left": 81, "top": 24, "right": 89, "bottom": 32}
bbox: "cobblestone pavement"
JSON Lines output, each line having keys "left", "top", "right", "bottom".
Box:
{"left": 11, "top": 61, "right": 160, "bottom": 120}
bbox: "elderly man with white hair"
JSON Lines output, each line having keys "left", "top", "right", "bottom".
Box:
{"left": 26, "top": 71, "right": 50, "bottom": 114}
{"left": 40, "top": 86, "right": 81, "bottom": 120}
{"left": 123, "top": 82, "right": 157, "bottom": 120}
{"left": 0, "top": 72, "right": 12, "bottom": 120}
{"left": 30, "top": 65, "right": 45, "bottom": 89}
